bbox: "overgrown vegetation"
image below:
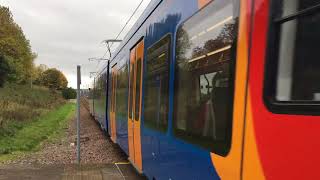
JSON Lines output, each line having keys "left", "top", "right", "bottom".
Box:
{"left": 0, "top": 85, "right": 65, "bottom": 136}
{"left": 0, "top": 103, "right": 75, "bottom": 155}
{"left": 0, "top": 5, "right": 76, "bottom": 160}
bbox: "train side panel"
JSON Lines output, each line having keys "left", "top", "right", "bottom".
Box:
{"left": 114, "top": 55, "right": 130, "bottom": 155}
{"left": 94, "top": 71, "right": 108, "bottom": 130}
{"left": 97, "top": 0, "right": 320, "bottom": 179}
{"left": 109, "top": 0, "right": 244, "bottom": 179}
{"left": 106, "top": 0, "right": 245, "bottom": 179}
{"left": 243, "top": 0, "right": 320, "bottom": 179}
{"left": 89, "top": 79, "right": 95, "bottom": 116}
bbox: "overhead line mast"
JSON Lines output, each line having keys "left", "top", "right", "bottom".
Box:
{"left": 101, "top": 0, "right": 145, "bottom": 59}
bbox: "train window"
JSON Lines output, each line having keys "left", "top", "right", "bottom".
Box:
{"left": 129, "top": 54, "right": 135, "bottom": 119}
{"left": 144, "top": 35, "right": 171, "bottom": 132}
{"left": 111, "top": 74, "right": 115, "bottom": 112}
{"left": 112, "top": 75, "right": 114, "bottom": 111}
{"left": 116, "top": 64, "right": 128, "bottom": 120}
{"left": 265, "top": 0, "right": 320, "bottom": 113}
{"left": 275, "top": 0, "right": 320, "bottom": 18}
{"left": 135, "top": 58, "right": 142, "bottom": 120}
{"left": 173, "top": 0, "right": 238, "bottom": 156}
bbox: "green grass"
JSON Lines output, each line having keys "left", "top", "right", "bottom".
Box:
{"left": 0, "top": 84, "right": 65, "bottom": 110}
{"left": 0, "top": 84, "right": 66, "bottom": 137}
{"left": 0, "top": 103, "right": 75, "bottom": 156}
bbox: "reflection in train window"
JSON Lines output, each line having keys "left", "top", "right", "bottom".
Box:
{"left": 135, "top": 58, "right": 142, "bottom": 120}
{"left": 129, "top": 55, "right": 135, "bottom": 119}
{"left": 173, "top": 0, "right": 239, "bottom": 156}
{"left": 144, "top": 35, "right": 171, "bottom": 132}
{"left": 200, "top": 72, "right": 216, "bottom": 97}
{"left": 116, "top": 64, "right": 128, "bottom": 120}
{"left": 275, "top": 0, "right": 320, "bottom": 18}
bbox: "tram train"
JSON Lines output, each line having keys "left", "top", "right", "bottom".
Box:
{"left": 89, "top": 0, "right": 320, "bottom": 179}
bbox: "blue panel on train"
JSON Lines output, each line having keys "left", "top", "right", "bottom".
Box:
{"left": 140, "top": 0, "right": 220, "bottom": 179}
{"left": 92, "top": 0, "right": 241, "bottom": 179}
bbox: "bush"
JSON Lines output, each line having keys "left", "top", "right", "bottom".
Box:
{"left": 62, "top": 87, "right": 76, "bottom": 99}
{"left": 0, "top": 84, "right": 65, "bottom": 135}
{"left": 40, "top": 68, "right": 68, "bottom": 90}
{"left": 0, "top": 103, "right": 75, "bottom": 155}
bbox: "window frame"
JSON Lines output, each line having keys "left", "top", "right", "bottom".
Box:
{"left": 128, "top": 54, "right": 135, "bottom": 119}
{"left": 143, "top": 33, "right": 172, "bottom": 133}
{"left": 115, "top": 63, "right": 129, "bottom": 119}
{"left": 264, "top": 0, "right": 320, "bottom": 115}
{"left": 172, "top": 0, "right": 239, "bottom": 156}
{"left": 135, "top": 57, "right": 142, "bottom": 120}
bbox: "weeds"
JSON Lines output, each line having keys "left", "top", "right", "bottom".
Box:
{"left": 0, "top": 103, "right": 75, "bottom": 155}
{"left": 0, "top": 84, "right": 65, "bottom": 135}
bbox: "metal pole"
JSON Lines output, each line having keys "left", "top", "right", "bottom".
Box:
{"left": 30, "top": 71, "right": 33, "bottom": 89}
{"left": 76, "top": 65, "right": 81, "bottom": 164}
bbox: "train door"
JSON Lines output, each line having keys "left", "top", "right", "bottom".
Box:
{"left": 110, "top": 67, "right": 117, "bottom": 142}
{"left": 128, "top": 39, "right": 144, "bottom": 172}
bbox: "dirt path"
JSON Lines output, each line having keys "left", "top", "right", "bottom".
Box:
{"left": 1, "top": 98, "right": 127, "bottom": 166}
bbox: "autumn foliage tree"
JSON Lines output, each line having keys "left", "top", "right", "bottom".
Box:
{"left": 40, "top": 68, "right": 68, "bottom": 90}
{"left": 33, "top": 64, "right": 48, "bottom": 85}
{"left": 0, "top": 6, "right": 37, "bottom": 85}
{"left": 0, "top": 55, "right": 10, "bottom": 87}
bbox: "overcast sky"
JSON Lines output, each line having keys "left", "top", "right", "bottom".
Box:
{"left": 0, "top": 0, "right": 151, "bottom": 88}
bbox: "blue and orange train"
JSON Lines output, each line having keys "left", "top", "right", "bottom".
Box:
{"left": 89, "top": 0, "right": 320, "bottom": 179}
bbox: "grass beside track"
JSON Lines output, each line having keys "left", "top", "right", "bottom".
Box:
{"left": 0, "top": 103, "right": 75, "bottom": 159}
{"left": 0, "top": 85, "right": 66, "bottom": 138}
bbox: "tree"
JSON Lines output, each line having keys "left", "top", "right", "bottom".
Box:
{"left": 59, "top": 73, "right": 68, "bottom": 89}
{"left": 40, "top": 68, "right": 68, "bottom": 90}
{"left": 62, "top": 87, "right": 76, "bottom": 99}
{"left": 0, "top": 55, "right": 10, "bottom": 87}
{"left": 33, "top": 64, "right": 48, "bottom": 85}
{"left": 0, "top": 6, "right": 36, "bottom": 84}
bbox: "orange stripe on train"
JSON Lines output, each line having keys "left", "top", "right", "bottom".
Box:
{"left": 210, "top": 0, "right": 250, "bottom": 179}
{"left": 198, "top": 0, "right": 211, "bottom": 9}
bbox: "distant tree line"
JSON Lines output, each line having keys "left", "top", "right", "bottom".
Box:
{"left": 0, "top": 6, "right": 69, "bottom": 90}
{"left": 62, "top": 87, "right": 77, "bottom": 99}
